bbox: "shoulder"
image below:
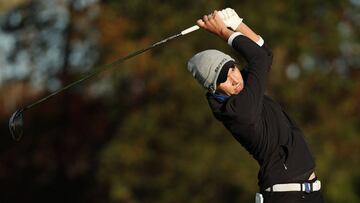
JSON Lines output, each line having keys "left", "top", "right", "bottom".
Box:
{"left": 207, "top": 93, "right": 260, "bottom": 124}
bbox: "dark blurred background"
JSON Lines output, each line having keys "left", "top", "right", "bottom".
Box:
{"left": 0, "top": 0, "right": 359, "bottom": 202}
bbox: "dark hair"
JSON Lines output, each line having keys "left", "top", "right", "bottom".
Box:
{"left": 216, "top": 60, "right": 236, "bottom": 84}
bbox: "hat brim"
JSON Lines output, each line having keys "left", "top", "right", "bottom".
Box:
{"left": 215, "top": 60, "right": 236, "bottom": 85}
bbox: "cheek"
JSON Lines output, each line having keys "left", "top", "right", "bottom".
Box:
{"left": 237, "top": 72, "right": 243, "bottom": 82}
{"left": 218, "top": 83, "right": 231, "bottom": 93}
{"left": 227, "top": 84, "right": 237, "bottom": 93}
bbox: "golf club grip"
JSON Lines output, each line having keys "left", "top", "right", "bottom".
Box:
{"left": 181, "top": 25, "right": 200, "bottom": 35}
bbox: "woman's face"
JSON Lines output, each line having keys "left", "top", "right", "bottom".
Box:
{"left": 217, "top": 66, "right": 244, "bottom": 96}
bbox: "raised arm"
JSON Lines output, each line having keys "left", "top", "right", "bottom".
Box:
{"left": 198, "top": 9, "right": 272, "bottom": 123}
{"left": 196, "top": 10, "right": 234, "bottom": 41}
{"left": 196, "top": 9, "right": 269, "bottom": 70}
{"left": 197, "top": 9, "right": 263, "bottom": 45}
{"left": 235, "top": 23, "right": 262, "bottom": 45}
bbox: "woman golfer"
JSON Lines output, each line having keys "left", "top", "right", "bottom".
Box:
{"left": 187, "top": 9, "right": 324, "bottom": 203}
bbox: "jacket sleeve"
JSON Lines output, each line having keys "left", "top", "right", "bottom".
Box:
{"left": 224, "top": 34, "right": 273, "bottom": 124}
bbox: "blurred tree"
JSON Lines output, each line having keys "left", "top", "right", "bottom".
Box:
{"left": 0, "top": 0, "right": 99, "bottom": 113}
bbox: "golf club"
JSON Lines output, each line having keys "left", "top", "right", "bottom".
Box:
{"left": 9, "top": 25, "right": 200, "bottom": 142}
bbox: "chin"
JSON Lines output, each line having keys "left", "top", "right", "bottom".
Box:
{"left": 232, "top": 89, "right": 242, "bottom": 94}
{"left": 233, "top": 88, "right": 243, "bottom": 95}
{"left": 236, "top": 85, "right": 244, "bottom": 93}
{"left": 230, "top": 91, "right": 239, "bottom": 96}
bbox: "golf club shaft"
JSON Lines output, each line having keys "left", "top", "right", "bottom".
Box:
{"left": 24, "top": 25, "right": 200, "bottom": 111}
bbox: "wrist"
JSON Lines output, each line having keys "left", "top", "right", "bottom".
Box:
{"left": 220, "top": 28, "right": 234, "bottom": 40}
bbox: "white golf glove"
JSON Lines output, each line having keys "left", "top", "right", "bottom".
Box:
{"left": 218, "top": 8, "right": 243, "bottom": 30}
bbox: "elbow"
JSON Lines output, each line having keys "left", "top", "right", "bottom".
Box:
{"left": 262, "top": 43, "right": 273, "bottom": 67}
{"left": 251, "top": 49, "right": 268, "bottom": 63}
{"left": 265, "top": 53, "right": 273, "bottom": 70}
{"left": 256, "top": 46, "right": 273, "bottom": 69}
{"left": 266, "top": 49, "right": 273, "bottom": 67}
{"left": 250, "top": 50, "right": 270, "bottom": 69}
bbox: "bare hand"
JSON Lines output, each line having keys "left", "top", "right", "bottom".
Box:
{"left": 197, "top": 10, "right": 234, "bottom": 40}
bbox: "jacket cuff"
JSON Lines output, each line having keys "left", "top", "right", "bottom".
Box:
{"left": 228, "top": 32, "right": 265, "bottom": 47}
{"left": 227, "top": 32, "right": 243, "bottom": 46}
{"left": 257, "top": 36, "right": 264, "bottom": 47}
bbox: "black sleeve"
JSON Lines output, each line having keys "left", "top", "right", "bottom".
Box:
{"left": 223, "top": 35, "right": 273, "bottom": 124}
{"left": 260, "top": 43, "right": 273, "bottom": 68}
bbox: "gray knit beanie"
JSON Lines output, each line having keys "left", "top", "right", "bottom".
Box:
{"left": 187, "top": 49, "right": 235, "bottom": 93}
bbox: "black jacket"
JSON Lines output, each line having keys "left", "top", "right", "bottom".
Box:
{"left": 206, "top": 35, "right": 315, "bottom": 191}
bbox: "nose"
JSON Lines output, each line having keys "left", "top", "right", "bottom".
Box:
{"left": 229, "top": 74, "right": 239, "bottom": 86}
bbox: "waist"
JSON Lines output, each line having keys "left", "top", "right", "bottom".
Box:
{"left": 289, "top": 170, "right": 316, "bottom": 182}
{"left": 264, "top": 179, "right": 321, "bottom": 193}
{"left": 259, "top": 168, "right": 317, "bottom": 192}
{"left": 263, "top": 171, "right": 319, "bottom": 193}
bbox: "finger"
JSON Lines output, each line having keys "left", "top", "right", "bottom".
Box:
{"left": 208, "top": 16, "right": 217, "bottom": 27}
{"left": 225, "top": 8, "right": 232, "bottom": 14}
{"left": 214, "top": 10, "right": 220, "bottom": 19}
{"left": 226, "top": 8, "right": 233, "bottom": 17}
{"left": 213, "top": 11, "right": 223, "bottom": 23}
{"left": 218, "top": 10, "right": 225, "bottom": 20}
{"left": 203, "top": 15, "right": 209, "bottom": 21}
{"left": 197, "top": 19, "right": 205, "bottom": 28}
{"left": 211, "top": 11, "right": 216, "bottom": 18}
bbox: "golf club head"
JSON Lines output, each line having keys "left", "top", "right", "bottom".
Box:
{"left": 9, "top": 108, "right": 24, "bottom": 142}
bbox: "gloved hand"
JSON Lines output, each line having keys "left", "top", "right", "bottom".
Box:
{"left": 218, "top": 8, "right": 243, "bottom": 30}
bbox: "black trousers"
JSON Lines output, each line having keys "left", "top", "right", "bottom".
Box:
{"left": 262, "top": 190, "right": 324, "bottom": 203}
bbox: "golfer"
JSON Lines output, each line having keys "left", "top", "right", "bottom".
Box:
{"left": 187, "top": 9, "right": 324, "bottom": 203}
